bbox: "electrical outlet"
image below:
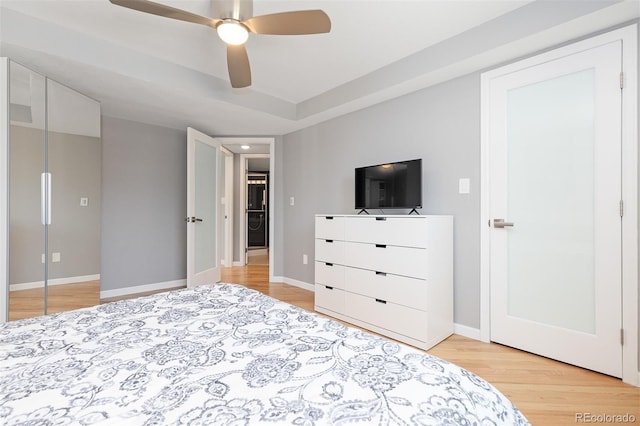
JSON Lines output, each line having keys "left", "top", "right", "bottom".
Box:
{"left": 80, "top": 197, "right": 89, "bottom": 206}
{"left": 52, "top": 252, "right": 61, "bottom": 263}
{"left": 303, "top": 254, "right": 308, "bottom": 265}
{"left": 289, "top": 197, "right": 295, "bottom": 206}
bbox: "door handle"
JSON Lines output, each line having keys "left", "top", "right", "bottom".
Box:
{"left": 185, "top": 217, "right": 204, "bottom": 223}
{"left": 41, "top": 172, "right": 51, "bottom": 225}
{"left": 493, "top": 218, "right": 514, "bottom": 228}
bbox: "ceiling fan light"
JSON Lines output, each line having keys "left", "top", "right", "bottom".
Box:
{"left": 217, "top": 20, "right": 249, "bottom": 45}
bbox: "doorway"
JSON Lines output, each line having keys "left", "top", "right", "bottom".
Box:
{"left": 480, "top": 25, "right": 637, "bottom": 384}
{"left": 215, "top": 138, "right": 274, "bottom": 279}
{"left": 246, "top": 172, "right": 268, "bottom": 265}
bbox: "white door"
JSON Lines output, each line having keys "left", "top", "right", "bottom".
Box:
{"left": 187, "top": 127, "right": 221, "bottom": 287}
{"left": 487, "top": 41, "right": 623, "bottom": 377}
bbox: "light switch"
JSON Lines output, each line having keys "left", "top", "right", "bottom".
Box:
{"left": 289, "top": 197, "right": 295, "bottom": 206}
{"left": 458, "top": 178, "right": 470, "bottom": 194}
{"left": 80, "top": 197, "right": 89, "bottom": 206}
{"left": 52, "top": 252, "right": 61, "bottom": 263}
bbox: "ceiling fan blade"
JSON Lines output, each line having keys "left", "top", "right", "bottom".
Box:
{"left": 109, "top": 0, "right": 219, "bottom": 28}
{"left": 244, "top": 10, "right": 331, "bottom": 35}
{"left": 227, "top": 44, "right": 251, "bottom": 88}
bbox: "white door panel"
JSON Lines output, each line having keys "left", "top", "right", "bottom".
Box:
{"left": 488, "top": 41, "right": 622, "bottom": 377}
{"left": 187, "top": 128, "right": 221, "bottom": 287}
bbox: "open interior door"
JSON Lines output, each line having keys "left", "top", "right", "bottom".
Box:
{"left": 187, "top": 127, "right": 221, "bottom": 287}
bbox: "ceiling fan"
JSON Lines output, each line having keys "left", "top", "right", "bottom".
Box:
{"left": 109, "top": 0, "right": 331, "bottom": 88}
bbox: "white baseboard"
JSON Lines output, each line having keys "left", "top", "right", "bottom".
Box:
{"left": 232, "top": 261, "right": 245, "bottom": 267}
{"left": 10, "top": 274, "right": 101, "bottom": 292}
{"left": 453, "top": 323, "right": 482, "bottom": 341}
{"left": 270, "top": 276, "right": 314, "bottom": 292}
{"left": 100, "top": 279, "right": 186, "bottom": 299}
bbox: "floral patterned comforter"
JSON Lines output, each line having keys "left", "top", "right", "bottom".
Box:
{"left": 0, "top": 283, "right": 529, "bottom": 425}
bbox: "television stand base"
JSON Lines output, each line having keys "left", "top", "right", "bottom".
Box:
{"left": 357, "top": 209, "right": 370, "bottom": 215}
{"left": 408, "top": 208, "right": 420, "bottom": 215}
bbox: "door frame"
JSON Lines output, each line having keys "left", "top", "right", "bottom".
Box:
{"left": 0, "top": 58, "right": 8, "bottom": 322}
{"left": 480, "top": 24, "right": 638, "bottom": 385}
{"left": 215, "top": 137, "right": 275, "bottom": 281}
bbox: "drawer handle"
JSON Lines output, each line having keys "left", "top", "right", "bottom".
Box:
{"left": 325, "top": 216, "right": 334, "bottom": 220}
{"left": 325, "top": 239, "right": 334, "bottom": 243}
{"left": 325, "top": 285, "right": 334, "bottom": 290}
{"left": 375, "top": 271, "right": 387, "bottom": 276}
{"left": 375, "top": 298, "right": 387, "bottom": 304}
{"left": 325, "top": 262, "right": 334, "bottom": 267}
{"left": 375, "top": 217, "right": 387, "bottom": 221}
{"left": 375, "top": 244, "right": 387, "bottom": 248}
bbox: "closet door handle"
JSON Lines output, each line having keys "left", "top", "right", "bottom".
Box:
{"left": 493, "top": 218, "right": 514, "bottom": 228}
{"left": 41, "top": 172, "right": 51, "bottom": 225}
{"left": 375, "top": 244, "right": 386, "bottom": 248}
{"left": 375, "top": 271, "right": 387, "bottom": 276}
{"left": 375, "top": 298, "right": 387, "bottom": 304}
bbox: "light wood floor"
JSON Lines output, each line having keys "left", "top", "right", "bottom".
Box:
{"left": 9, "top": 280, "right": 100, "bottom": 321}
{"left": 8, "top": 265, "right": 640, "bottom": 425}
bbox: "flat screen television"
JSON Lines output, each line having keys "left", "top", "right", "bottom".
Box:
{"left": 355, "top": 159, "right": 422, "bottom": 211}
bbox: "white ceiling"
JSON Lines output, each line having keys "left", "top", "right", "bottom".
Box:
{"left": 0, "top": 0, "right": 638, "bottom": 136}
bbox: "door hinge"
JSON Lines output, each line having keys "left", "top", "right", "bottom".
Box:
{"left": 620, "top": 71, "right": 624, "bottom": 89}
{"left": 620, "top": 329, "right": 624, "bottom": 345}
{"left": 620, "top": 200, "right": 624, "bottom": 217}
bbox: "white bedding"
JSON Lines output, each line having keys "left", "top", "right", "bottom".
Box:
{"left": 0, "top": 283, "right": 529, "bottom": 425}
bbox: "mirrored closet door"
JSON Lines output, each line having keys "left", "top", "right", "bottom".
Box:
{"left": 3, "top": 60, "right": 101, "bottom": 321}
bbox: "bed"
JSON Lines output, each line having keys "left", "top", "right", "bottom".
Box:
{"left": 0, "top": 283, "right": 529, "bottom": 425}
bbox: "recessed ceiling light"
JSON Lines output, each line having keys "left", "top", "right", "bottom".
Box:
{"left": 241, "top": 145, "right": 251, "bottom": 150}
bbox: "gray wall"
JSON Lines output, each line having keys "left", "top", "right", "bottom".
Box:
{"left": 9, "top": 126, "right": 101, "bottom": 284}
{"left": 279, "top": 22, "right": 640, "bottom": 337}
{"left": 281, "top": 73, "right": 480, "bottom": 328}
{"left": 101, "top": 116, "right": 186, "bottom": 291}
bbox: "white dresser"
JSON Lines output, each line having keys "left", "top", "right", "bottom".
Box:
{"left": 314, "top": 214, "right": 453, "bottom": 350}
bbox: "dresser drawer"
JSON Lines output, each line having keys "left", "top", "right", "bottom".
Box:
{"left": 345, "top": 292, "right": 428, "bottom": 342}
{"left": 315, "top": 216, "right": 345, "bottom": 240}
{"left": 315, "top": 239, "right": 345, "bottom": 265}
{"left": 315, "top": 262, "right": 345, "bottom": 290}
{"left": 314, "top": 284, "right": 345, "bottom": 314}
{"left": 344, "top": 267, "right": 427, "bottom": 311}
{"left": 343, "top": 242, "right": 426, "bottom": 279}
{"left": 344, "top": 216, "right": 427, "bottom": 248}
